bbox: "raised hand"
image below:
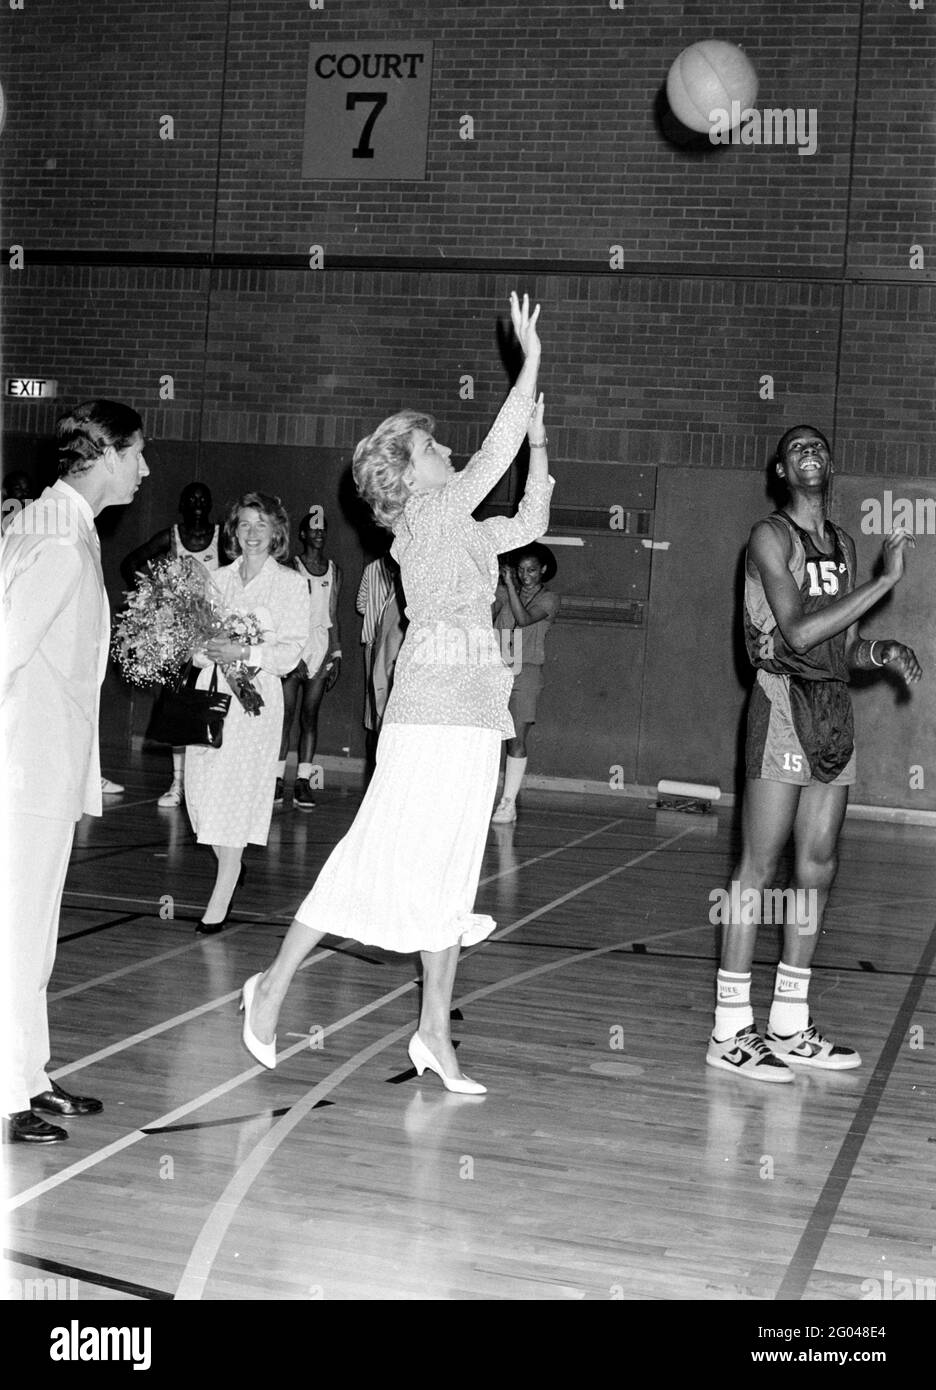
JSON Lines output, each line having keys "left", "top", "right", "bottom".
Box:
{"left": 881, "top": 527, "right": 916, "bottom": 585}
{"left": 879, "top": 641, "right": 923, "bottom": 685}
{"left": 509, "top": 291, "right": 542, "bottom": 363}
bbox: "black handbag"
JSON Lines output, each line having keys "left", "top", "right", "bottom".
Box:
{"left": 148, "top": 663, "right": 231, "bottom": 748}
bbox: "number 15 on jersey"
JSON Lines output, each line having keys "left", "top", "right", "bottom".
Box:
{"left": 302, "top": 42, "right": 434, "bottom": 180}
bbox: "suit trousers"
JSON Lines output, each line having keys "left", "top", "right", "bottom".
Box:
{"left": 2, "top": 811, "right": 75, "bottom": 1114}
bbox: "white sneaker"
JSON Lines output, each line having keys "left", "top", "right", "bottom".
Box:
{"left": 491, "top": 796, "right": 516, "bottom": 824}
{"left": 158, "top": 782, "right": 184, "bottom": 808}
{"left": 765, "top": 1018, "right": 861, "bottom": 1070}
{"left": 101, "top": 777, "right": 124, "bottom": 794}
{"left": 706, "top": 1025, "right": 794, "bottom": 1083}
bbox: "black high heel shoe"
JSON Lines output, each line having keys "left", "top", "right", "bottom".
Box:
{"left": 196, "top": 863, "right": 246, "bottom": 935}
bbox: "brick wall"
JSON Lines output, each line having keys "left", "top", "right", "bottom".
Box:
{"left": 2, "top": 0, "right": 933, "bottom": 797}
{"left": 3, "top": 0, "right": 931, "bottom": 460}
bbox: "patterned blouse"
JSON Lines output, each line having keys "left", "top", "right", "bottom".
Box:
{"left": 210, "top": 557, "right": 310, "bottom": 677}
{"left": 386, "top": 388, "right": 554, "bottom": 735}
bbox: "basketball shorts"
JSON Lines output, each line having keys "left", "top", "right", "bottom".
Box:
{"left": 746, "top": 671, "right": 856, "bottom": 786}
{"left": 508, "top": 663, "right": 544, "bottom": 725}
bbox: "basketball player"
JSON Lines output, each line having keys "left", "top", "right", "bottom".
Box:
{"left": 707, "top": 425, "right": 922, "bottom": 1082}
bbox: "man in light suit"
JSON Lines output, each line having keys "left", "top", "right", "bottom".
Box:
{"left": 1, "top": 400, "right": 149, "bottom": 1142}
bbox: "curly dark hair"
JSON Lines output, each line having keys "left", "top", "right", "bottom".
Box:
{"left": 55, "top": 400, "right": 144, "bottom": 477}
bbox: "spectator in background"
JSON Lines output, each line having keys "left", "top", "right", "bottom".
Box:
{"left": 121, "top": 482, "right": 223, "bottom": 808}
{"left": 1, "top": 471, "right": 36, "bottom": 534}
{"left": 356, "top": 552, "right": 396, "bottom": 775}
{"left": 491, "top": 542, "right": 560, "bottom": 822}
{"left": 366, "top": 566, "right": 407, "bottom": 779}
{"left": 276, "top": 511, "right": 342, "bottom": 810}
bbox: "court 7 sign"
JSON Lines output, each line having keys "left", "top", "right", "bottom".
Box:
{"left": 302, "top": 42, "right": 434, "bottom": 180}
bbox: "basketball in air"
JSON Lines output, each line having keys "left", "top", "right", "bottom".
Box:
{"left": 666, "top": 41, "right": 758, "bottom": 133}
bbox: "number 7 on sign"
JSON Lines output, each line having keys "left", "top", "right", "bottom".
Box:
{"left": 346, "top": 92, "right": 388, "bottom": 159}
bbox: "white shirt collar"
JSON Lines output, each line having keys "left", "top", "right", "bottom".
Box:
{"left": 52, "top": 478, "right": 96, "bottom": 532}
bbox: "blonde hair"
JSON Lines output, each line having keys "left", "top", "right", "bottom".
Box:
{"left": 224, "top": 492, "right": 290, "bottom": 561}
{"left": 353, "top": 410, "right": 434, "bottom": 531}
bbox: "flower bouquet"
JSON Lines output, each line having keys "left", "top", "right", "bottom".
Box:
{"left": 219, "top": 611, "right": 265, "bottom": 715}
{"left": 112, "top": 556, "right": 266, "bottom": 715}
{"left": 112, "top": 555, "right": 217, "bottom": 688}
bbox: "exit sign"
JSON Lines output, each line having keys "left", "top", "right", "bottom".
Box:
{"left": 6, "top": 378, "right": 58, "bottom": 398}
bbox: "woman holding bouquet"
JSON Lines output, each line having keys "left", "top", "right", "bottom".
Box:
{"left": 186, "top": 493, "right": 310, "bottom": 933}
{"left": 240, "top": 292, "right": 552, "bottom": 1093}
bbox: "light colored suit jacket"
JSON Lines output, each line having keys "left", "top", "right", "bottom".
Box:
{"left": 1, "top": 480, "right": 109, "bottom": 821}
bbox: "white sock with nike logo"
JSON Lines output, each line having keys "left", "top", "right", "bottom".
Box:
{"left": 714, "top": 969, "right": 753, "bottom": 1041}
{"left": 768, "top": 962, "right": 810, "bottom": 1035}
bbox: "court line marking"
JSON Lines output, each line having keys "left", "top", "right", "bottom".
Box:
{"left": 52, "top": 826, "right": 695, "bottom": 1062}
{"left": 49, "top": 916, "right": 285, "bottom": 1001}
{"left": 50, "top": 946, "right": 343, "bottom": 1077}
{"left": 52, "top": 814, "right": 640, "bottom": 999}
{"left": 774, "top": 916, "right": 936, "bottom": 1302}
{"left": 70, "top": 837, "right": 175, "bottom": 863}
{"left": 478, "top": 816, "right": 630, "bottom": 886}
{"left": 61, "top": 891, "right": 289, "bottom": 916}
{"left": 59, "top": 913, "right": 144, "bottom": 944}
{"left": 175, "top": 910, "right": 706, "bottom": 1299}
{"left": 9, "top": 824, "right": 697, "bottom": 1215}
{"left": 5, "top": 976, "right": 417, "bottom": 1214}
{"left": 486, "top": 826, "right": 697, "bottom": 943}
{"left": 101, "top": 797, "right": 164, "bottom": 812}
{"left": 3, "top": 1247, "right": 172, "bottom": 1300}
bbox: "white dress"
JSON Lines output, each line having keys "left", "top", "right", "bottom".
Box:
{"left": 293, "top": 388, "right": 554, "bottom": 953}
{"left": 184, "top": 557, "right": 309, "bottom": 848}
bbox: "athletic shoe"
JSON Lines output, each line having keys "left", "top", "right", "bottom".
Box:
{"left": 157, "top": 782, "right": 183, "bottom": 808}
{"left": 765, "top": 1018, "right": 861, "bottom": 1070}
{"left": 293, "top": 777, "right": 315, "bottom": 810}
{"left": 101, "top": 777, "right": 124, "bottom": 794}
{"left": 706, "top": 1025, "right": 794, "bottom": 1083}
{"left": 273, "top": 777, "right": 284, "bottom": 805}
{"left": 491, "top": 796, "right": 516, "bottom": 824}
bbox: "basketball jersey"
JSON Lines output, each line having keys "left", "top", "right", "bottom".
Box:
{"left": 744, "top": 512, "right": 853, "bottom": 682}
{"left": 170, "top": 523, "right": 221, "bottom": 571}
{"left": 293, "top": 557, "right": 334, "bottom": 628}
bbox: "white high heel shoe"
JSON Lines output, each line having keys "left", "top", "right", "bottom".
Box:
{"left": 240, "top": 973, "right": 277, "bottom": 1069}
{"left": 407, "top": 1033, "right": 487, "bottom": 1095}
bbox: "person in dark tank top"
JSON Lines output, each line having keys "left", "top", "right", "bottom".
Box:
{"left": 708, "top": 424, "right": 922, "bottom": 1083}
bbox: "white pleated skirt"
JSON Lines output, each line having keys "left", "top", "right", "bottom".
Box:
{"left": 294, "top": 723, "right": 501, "bottom": 954}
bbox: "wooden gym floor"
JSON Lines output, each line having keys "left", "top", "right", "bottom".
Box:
{"left": 4, "top": 758, "right": 935, "bottom": 1302}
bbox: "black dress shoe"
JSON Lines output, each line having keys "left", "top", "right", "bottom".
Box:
{"left": 3, "top": 1109, "right": 69, "bottom": 1143}
{"left": 195, "top": 916, "right": 228, "bottom": 936}
{"left": 196, "top": 864, "right": 245, "bottom": 934}
{"left": 29, "top": 1079, "right": 103, "bottom": 1117}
